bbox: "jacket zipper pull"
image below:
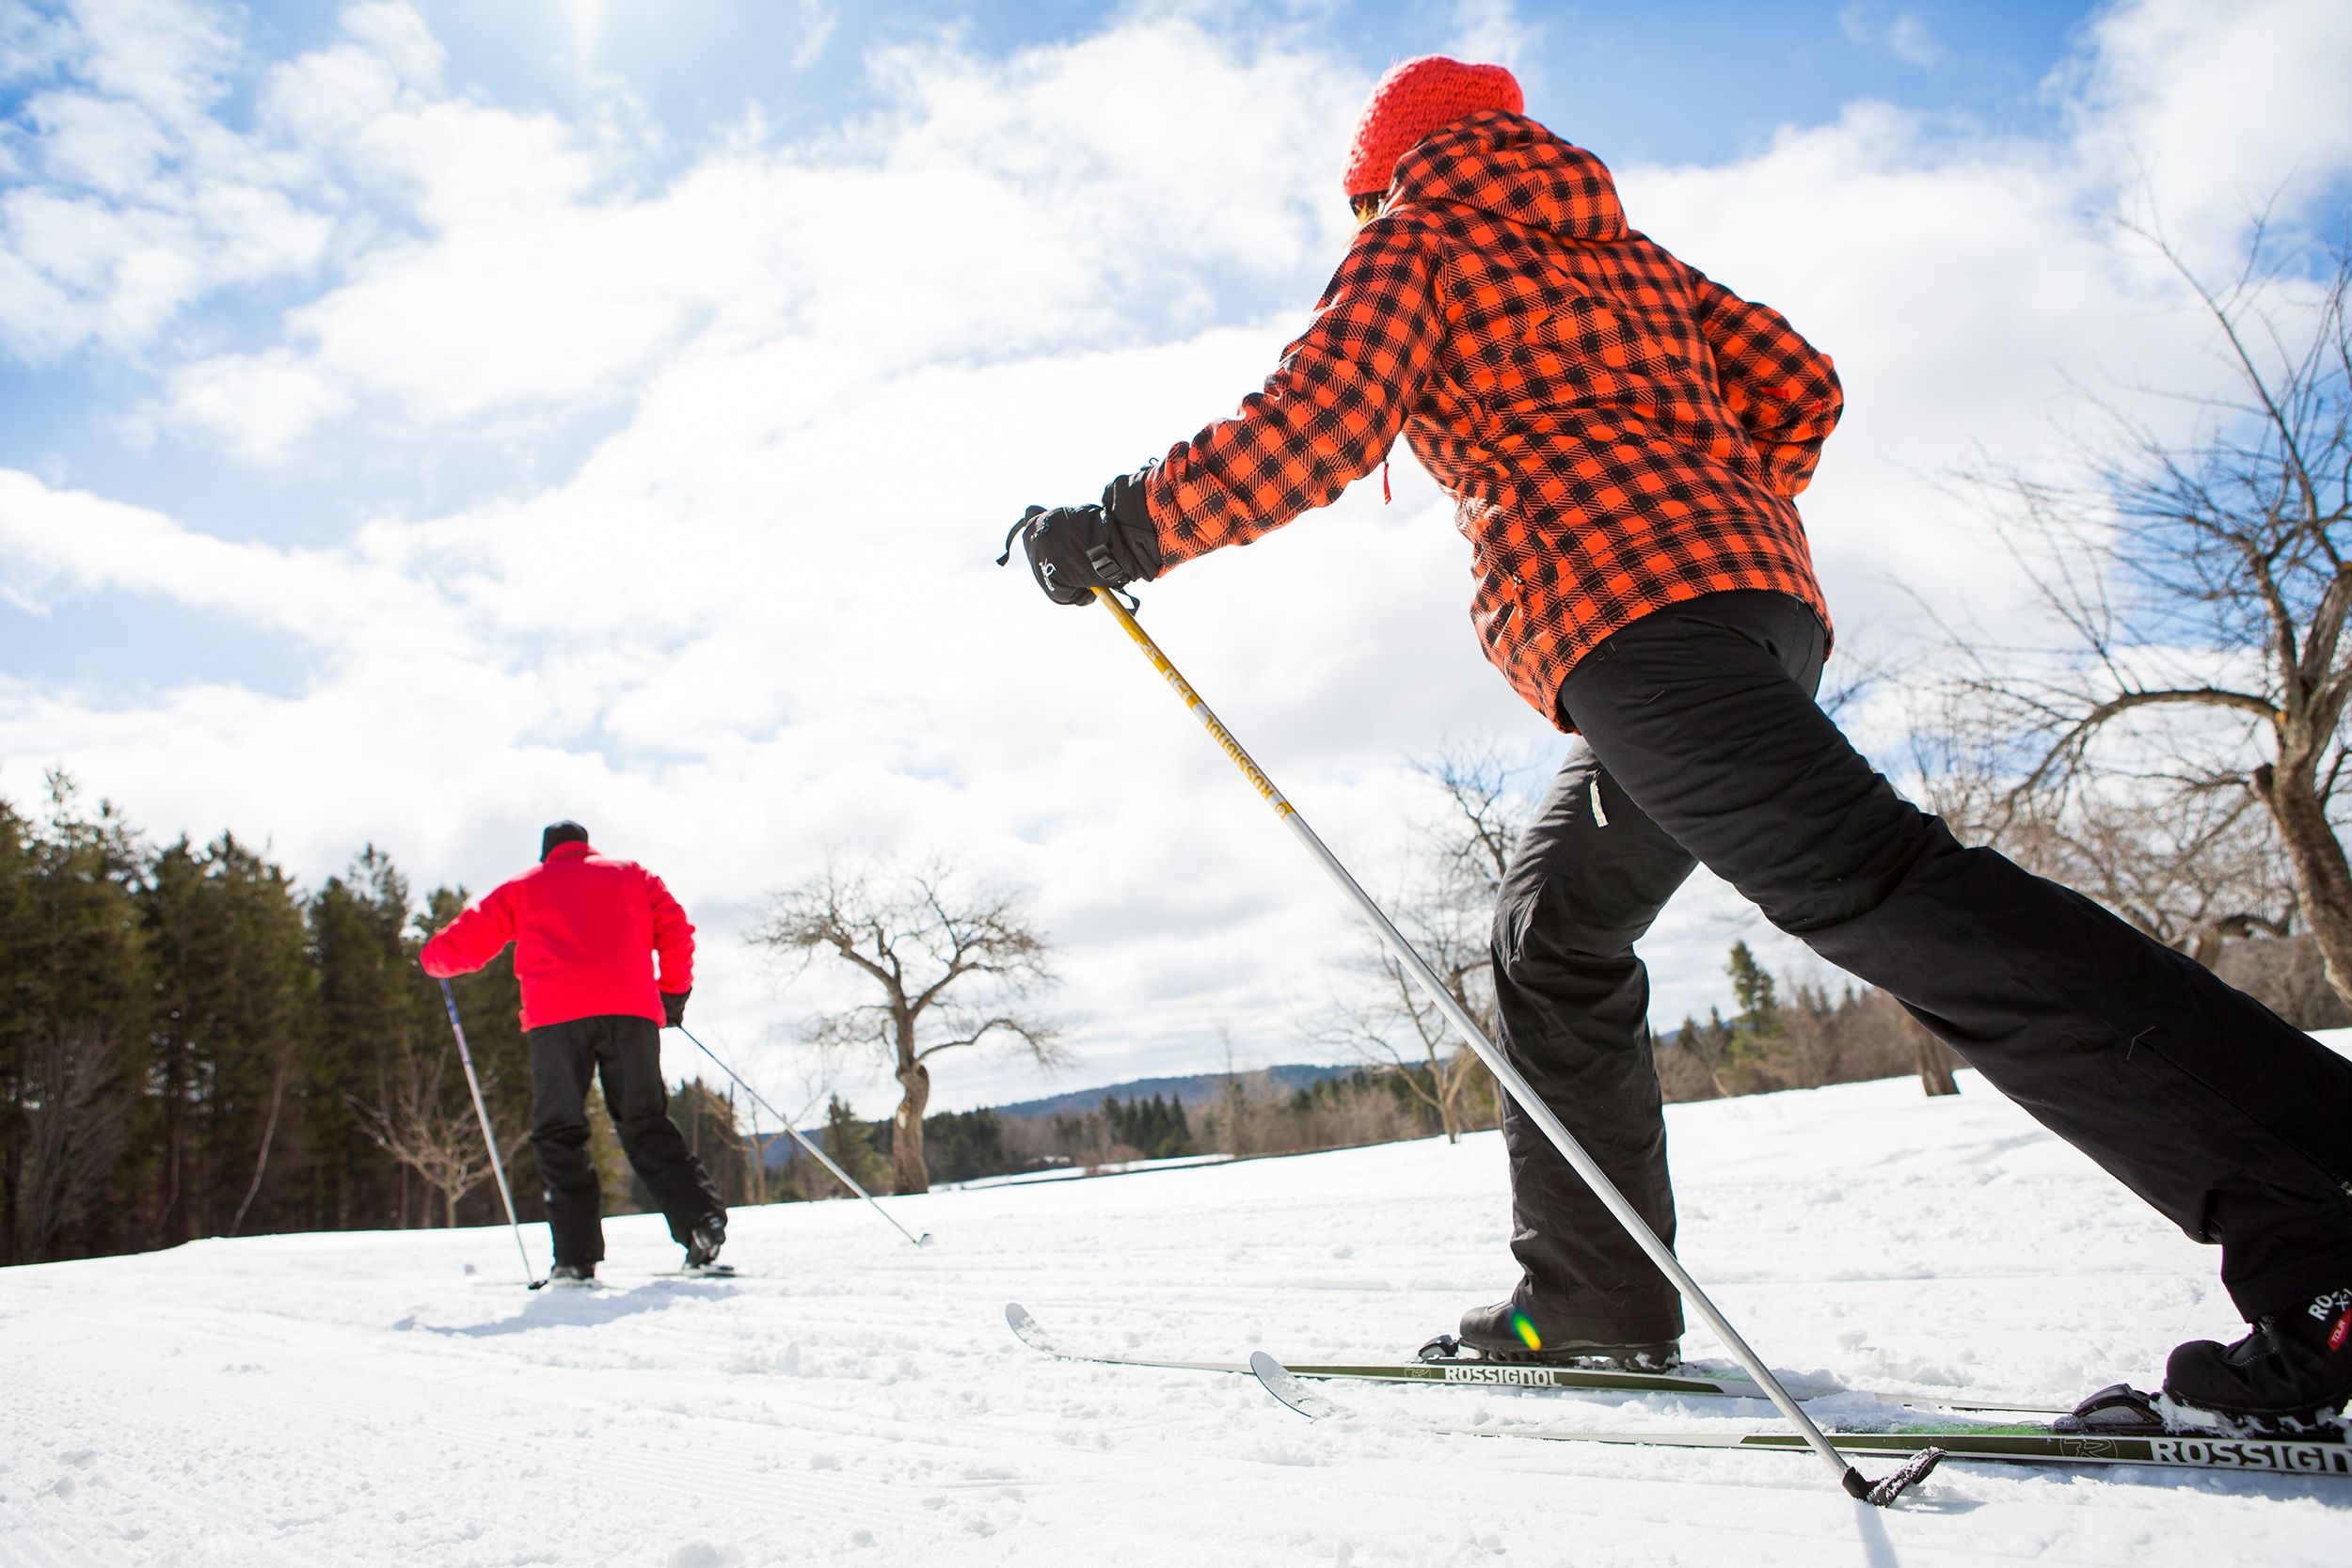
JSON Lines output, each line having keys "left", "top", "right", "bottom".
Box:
{"left": 1382, "top": 460, "right": 1391, "bottom": 504}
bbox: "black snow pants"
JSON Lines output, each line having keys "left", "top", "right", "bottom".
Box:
{"left": 528, "top": 1013, "right": 727, "bottom": 1267}
{"left": 1494, "top": 589, "right": 2352, "bottom": 1341}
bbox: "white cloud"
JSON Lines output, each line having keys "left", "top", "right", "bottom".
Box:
{"left": 164, "top": 348, "right": 355, "bottom": 463}
{"left": 1444, "top": 0, "right": 1541, "bottom": 70}
{"left": 0, "top": 469, "right": 453, "bottom": 652}
{"left": 2063, "top": 0, "right": 2352, "bottom": 267}
{"left": 5, "top": 0, "right": 2352, "bottom": 1112}
{"left": 1841, "top": 4, "right": 1945, "bottom": 68}
{"left": 1887, "top": 14, "right": 1944, "bottom": 68}
{"left": 338, "top": 0, "right": 444, "bottom": 90}
{"left": 787, "top": 0, "right": 836, "bottom": 72}
{"left": 0, "top": 0, "right": 340, "bottom": 362}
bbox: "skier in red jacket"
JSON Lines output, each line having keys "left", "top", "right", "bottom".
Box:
{"left": 1014, "top": 55, "right": 2352, "bottom": 1425}
{"left": 422, "top": 822, "right": 726, "bottom": 1282}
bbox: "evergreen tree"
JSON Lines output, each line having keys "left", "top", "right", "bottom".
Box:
{"left": 672, "top": 1078, "right": 753, "bottom": 1205}
{"left": 0, "top": 777, "right": 151, "bottom": 1263}
{"left": 818, "top": 1094, "right": 886, "bottom": 1196}
{"left": 1099, "top": 1093, "right": 1195, "bottom": 1161}
{"left": 913, "top": 1107, "right": 1009, "bottom": 1184}
{"left": 142, "top": 833, "right": 314, "bottom": 1243}
{"left": 1725, "top": 941, "right": 1779, "bottom": 1032}
{"left": 305, "top": 847, "right": 423, "bottom": 1229}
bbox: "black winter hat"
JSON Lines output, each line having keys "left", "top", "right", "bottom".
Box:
{"left": 541, "top": 821, "right": 590, "bottom": 860}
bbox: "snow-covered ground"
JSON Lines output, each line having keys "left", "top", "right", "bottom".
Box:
{"left": 6, "top": 1066, "right": 2349, "bottom": 1567}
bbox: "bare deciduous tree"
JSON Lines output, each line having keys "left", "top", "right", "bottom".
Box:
{"left": 350, "top": 1025, "right": 519, "bottom": 1227}
{"left": 1934, "top": 227, "right": 2352, "bottom": 1004}
{"left": 758, "top": 861, "right": 1063, "bottom": 1195}
{"left": 228, "top": 1052, "right": 293, "bottom": 1237}
{"left": 1323, "top": 747, "right": 1518, "bottom": 1141}
{"left": 1916, "top": 708, "right": 2296, "bottom": 965}
{"left": 20, "top": 1025, "right": 135, "bottom": 1260}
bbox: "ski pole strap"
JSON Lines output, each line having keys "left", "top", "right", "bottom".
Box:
{"left": 994, "top": 507, "right": 1042, "bottom": 567}
{"left": 1084, "top": 542, "right": 1132, "bottom": 587}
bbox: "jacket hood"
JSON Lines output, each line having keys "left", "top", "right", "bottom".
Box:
{"left": 1389, "top": 110, "right": 1627, "bottom": 244}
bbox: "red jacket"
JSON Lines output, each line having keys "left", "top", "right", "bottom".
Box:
{"left": 1144, "top": 110, "right": 1840, "bottom": 726}
{"left": 420, "top": 843, "right": 694, "bottom": 1030}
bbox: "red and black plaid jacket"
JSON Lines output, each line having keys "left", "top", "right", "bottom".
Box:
{"left": 1142, "top": 110, "right": 1840, "bottom": 726}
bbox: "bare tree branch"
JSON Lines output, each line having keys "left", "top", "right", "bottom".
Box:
{"left": 757, "top": 857, "right": 1065, "bottom": 1193}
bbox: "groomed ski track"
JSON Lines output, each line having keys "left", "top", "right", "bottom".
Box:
{"left": 6, "top": 1066, "right": 2349, "bottom": 1566}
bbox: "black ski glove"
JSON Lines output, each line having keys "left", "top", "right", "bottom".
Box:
{"left": 662, "top": 989, "right": 690, "bottom": 1028}
{"left": 1004, "top": 466, "right": 1162, "bottom": 607}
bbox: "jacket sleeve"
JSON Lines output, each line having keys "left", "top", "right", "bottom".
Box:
{"left": 1687, "top": 270, "right": 1843, "bottom": 499}
{"left": 420, "top": 882, "right": 517, "bottom": 979}
{"left": 646, "top": 872, "right": 695, "bottom": 995}
{"left": 1144, "top": 217, "right": 1446, "bottom": 568}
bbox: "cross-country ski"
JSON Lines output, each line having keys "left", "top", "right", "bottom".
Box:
{"left": 1245, "top": 1351, "right": 2352, "bottom": 1485}
{"left": 1007, "top": 1302, "right": 2073, "bottom": 1416}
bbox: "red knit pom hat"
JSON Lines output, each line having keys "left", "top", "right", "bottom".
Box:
{"left": 1343, "top": 55, "right": 1524, "bottom": 199}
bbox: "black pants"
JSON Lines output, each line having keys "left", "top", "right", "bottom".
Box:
{"left": 1494, "top": 590, "right": 2352, "bottom": 1338}
{"left": 528, "top": 1013, "right": 726, "bottom": 1267}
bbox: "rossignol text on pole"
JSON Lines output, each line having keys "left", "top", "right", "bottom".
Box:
{"left": 1087, "top": 585, "right": 1915, "bottom": 1505}
{"left": 671, "top": 1024, "right": 931, "bottom": 1248}
{"left": 438, "top": 979, "right": 543, "bottom": 1290}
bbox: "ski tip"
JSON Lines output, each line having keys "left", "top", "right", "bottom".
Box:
{"left": 1248, "top": 1351, "right": 1345, "bottom": 1421}
{"left": 1005, "top": 1303, "right": 1075, "bottom": 1361}
{"left": 1005, "top": 1303, "right": 1055, "bottom": 1353}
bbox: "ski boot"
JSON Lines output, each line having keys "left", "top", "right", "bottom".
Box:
{"left": 548, "top": 1262, "right": 596, "bottom": 1287}
{"left": 1424, "top": 1290, "right": 1679, "bottom": 1370}
{"left": 2162, "top": 1285, "right": 2352, "bottom": 1431}
{"left": 683, "top": 1218, "right": 729, "bottom": 1275}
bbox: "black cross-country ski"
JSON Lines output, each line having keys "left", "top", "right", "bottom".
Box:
{"left": 1005, "top": 1303, "right": 2066, "bottom": 1416}
{"left": 654, "top": 1262, "right": 737, "bottom": 1278}
{"left": 1245, "top": 1351, "right": 2352, "bottom": 1483}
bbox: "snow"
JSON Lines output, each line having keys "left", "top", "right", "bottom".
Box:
{"left": 6, "top": 1063, "right": 2350, "bottom": 1566}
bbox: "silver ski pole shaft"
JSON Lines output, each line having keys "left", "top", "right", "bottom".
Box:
{"left": 1090, "top": 587, "right": 1887, "bottom": 1504}
{"left": 438, "top": 979, "right": 542, "bottom": 1290}
{"left": 672, "top": 1025, "right": 931, "bottom": 1248}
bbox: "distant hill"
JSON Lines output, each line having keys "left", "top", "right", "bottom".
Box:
{"left": 753, "top": 1063, "right": 1359, "bottom": 1167}
{"left": 986, "top": 1063, "right": 1358, "bottom": 1121}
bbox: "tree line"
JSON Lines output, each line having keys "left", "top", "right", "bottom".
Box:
{"left": 0, "top": 776, "right": 784, "bottom": 1267}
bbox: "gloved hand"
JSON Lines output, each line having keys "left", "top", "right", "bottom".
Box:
{"left": 1004, "top": 467, "right": 1161, "bottom": 607}
{"left": 662, "top": 989, "right": 690, "bottom": 1028}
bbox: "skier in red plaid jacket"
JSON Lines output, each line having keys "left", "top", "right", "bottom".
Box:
{"left": 1015, "top": 55, "right": 2352, "bottom": 1425}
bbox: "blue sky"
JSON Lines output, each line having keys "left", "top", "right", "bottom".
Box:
{"left": 4, "top": 0, "right": 2349, "bottom": 1113}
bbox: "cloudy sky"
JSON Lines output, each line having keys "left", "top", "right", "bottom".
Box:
{"left": 5, "top": 0, "right": 2350, "bottom": 1117}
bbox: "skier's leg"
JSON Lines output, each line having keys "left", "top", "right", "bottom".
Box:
{"left": 1561, "top": 591, "right": 2352, "bottom": 1321}
{"left": 526, "top": 1020, "right": 605, "bottom": 1268}
{"left": 1486, "top": 740, "right": 1699, "bottom": 1349}
{"left": 596, "top": 1016, "right": 728, "bottom": 1249}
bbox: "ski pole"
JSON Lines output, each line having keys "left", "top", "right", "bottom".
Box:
{"left": 438, "top": 979, "right": 543, "bottom": 1290}
{"left": 671, "top": 1024, "right": 932, "bottom": 1248}
{"left": 1089, "top": 586, "right": 1920, "bottom": 1506}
